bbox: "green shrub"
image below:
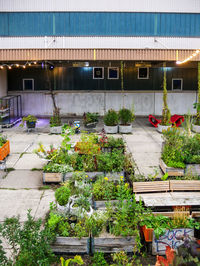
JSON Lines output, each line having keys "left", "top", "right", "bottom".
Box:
{"left": 55, "top": 185, "right": 71, "bottom": 206}
{"left": 103, "top": 109, "right": 119, "bottom": 126}
{"left": 118, "top": 108, "right": 135, "bottom": 125}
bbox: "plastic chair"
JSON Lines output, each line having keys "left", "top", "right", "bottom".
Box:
{"left": 149, "top": 114, "right": 184, "bottom": 128}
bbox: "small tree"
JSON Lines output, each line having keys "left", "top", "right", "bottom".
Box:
{"left": 161, "top": 62, "right": 171, "bottom": 125}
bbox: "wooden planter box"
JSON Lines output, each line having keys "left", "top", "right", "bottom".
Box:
{"left": 0, "top": 140, "right": 10, "bottom": 160}
{"left": 43, "top": 172, "right": 63, "bottom": 183}
{"left": 93, "top": 200, "right": 119, "bottom": 210}
{"left": 152, "top": 228, "right": 194, "bottom": 255}
{"left": 64, "top": 172, "right": 104, "bottom": 181}
{"left": 105, "top": 171, "right": 125, "bottom": 181}
{"left": 91, "top": 236, "right": 136, "bottom": 254}
{"left": 51, "top": 237, "right": 90, "bottom": 254}
{"left": 170, "top": 180, "right": 200, "bottom": 192}
{"left": 159, "top": 159, "right": 185, "bottom": 176}
{"left": 133, "top": 181, "right": 170, "bottom": 193}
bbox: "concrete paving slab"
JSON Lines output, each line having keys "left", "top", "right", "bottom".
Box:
{"left": 9, "top": 141, "right": 33, "bottom": 154}
{"left": 8, "top": 133, "right": 37, "bottom": 142}
{"left": 34, "top": 190, "right": 55, "bottom": 220}
{"left": 5, "top": 154, "right": 20, "bottom": 168}
{"left": 137, "top": 166, "right": 162, "bottom": 178}
{"left": 14, "top": 154, "right": 46, "bottom": 170}
{"left": 134, "top": 153, "right": 161, "bottom": 167}
{"left": 0, "top": 170, "right": 43, "bottom": 189}
{"left": 0, "top": 189, "right": 43, "bottom": 222}
{"left": 127, "top": 142, "right": 162, "bottom": 153}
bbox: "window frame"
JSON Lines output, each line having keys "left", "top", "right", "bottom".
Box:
{"left": 22, "top": 78, "right": 34, "bottom": 91}
{"left": 137, "top": 67, "right": 149, "bottom": 79}
{"left": 172, "top": 78, "right": 183, "bottom": 91}
{"left": 107, "top": 67, "right": 119, "bottom": 80}
{"left": 93, "top": 67, "right": 104, "bottom": 79}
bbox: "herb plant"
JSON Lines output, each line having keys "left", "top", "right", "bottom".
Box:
{"left": 104, "top": 109, "right": 119, "bottom": 126}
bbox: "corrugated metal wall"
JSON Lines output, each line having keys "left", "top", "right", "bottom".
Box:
{"left": 1, "top": 0, "right": 200, "bottom": 13}
{"left": 0, "top": 12, "right": 200, "bottom": 37}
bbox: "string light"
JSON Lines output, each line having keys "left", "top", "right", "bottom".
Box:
{"left": 0, "top": 66, "right": 3, "bottom": 69}
{"left": 16, "top": 64, "right": 19, "bottom": 67}
{"left": 176, "top": 49, "right": 200, "bottom": 65}
{"left": 23, "top": 65, "right": 26, "bottom": 69}
{"left": 8, "top": 66, "right": 12, "bottom": 69}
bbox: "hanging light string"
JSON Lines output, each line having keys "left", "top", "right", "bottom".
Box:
{"left": 0, "top": 61, "right": 37, "bottom": 69}
{"left": 176, "top": 49, "right": 200, "bottom": 65}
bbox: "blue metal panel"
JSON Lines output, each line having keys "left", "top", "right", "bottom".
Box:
{"left": 0, "top": 12, "right": 200, "bottom": 37}
{"left": 0, "top": 13, "right": 8, "bottom": 36}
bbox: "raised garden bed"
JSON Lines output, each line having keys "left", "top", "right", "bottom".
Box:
{"left": 159, "top": 159, "right": 184, "bottom": 177}
{"left": 91, "top": 236, "right": 136, "bottom": 254}
{"left": 0, "top": 140, "right": 10, "bottom": 160}
{"left": 51, "top": 237, "right": 90, "bottom": 254}
{"left": 133, "top": 181, "right": 170, "bottom": 193}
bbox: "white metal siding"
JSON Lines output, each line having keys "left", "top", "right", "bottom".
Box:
{"left": 0, "top": 0, "right": 200, "bottom": 13}
{"left": 0, "top": 37, "right": 199, "bottom": 50}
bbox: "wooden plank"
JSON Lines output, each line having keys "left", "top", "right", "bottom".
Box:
{"left": 152, "top": 229, "right": 194, "bottom": 255}
{"left": 133, "top": 181, "right": 170, "bottom": 193}
{"left": 93, "top": 236, "right": 136, "bottom": 253}
{"left": 192, "top": 211, "right": 200, "bottom": 217}
{"left": 94, "top": 200, "right": 119, "bottom": 210}
{"left": 170, "top": 180, "right": 200, "bottom": 192}
{"left": 43, "top": 172, "right": 63, "bottom": 183}
{"left": 51, "top": 237, "right": 89, "bottom": 254}
{"left": 159, "top": 159, "right": 184, "bottom": 177}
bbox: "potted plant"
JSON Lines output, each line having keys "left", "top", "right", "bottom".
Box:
{"left": 49, "top": 109, "right": 62, "bottom": 134}
{"left": 20, "top": 115, "right": 37, "bottom": 129}
{"left": 83, "top": 112, "right": 99, "bottom": 128}
{"left": 118, "top": 107, "right": 135, "bottom": 133}
{"left": 0, "top": 135, "right": 10, "bottom": 160}
{"left": 192, "top": 62, "right": 200, "bottom": 133}
{"left": 103, "top": 109, "right": 119, "bottom": 134}
{"left": 157, "top": 63, "right": 171, "bottom": 133}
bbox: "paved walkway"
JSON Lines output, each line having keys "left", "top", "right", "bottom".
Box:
{"left": 0, "top": 117, "right": 180, "bottom": 222}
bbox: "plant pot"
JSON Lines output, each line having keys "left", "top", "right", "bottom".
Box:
{"left": 26, "top": 121, "right": 36, "bottom": 129}
{"left": 104, "top": 125, "right": 118, "bottom": 134}
{"left": 119, "top": 124, "right": 132, "bottom": 134}
{"left": 0, "top": 140, "right": 10, "bottom": 160}
{"left": 157, "top": 124, "right": 171, "bottom": 133}
{"left": 192, "top": 123, "right": 200, "bottom": 133}
{"left": 50, "top": 126, "right": 62, "bottom": 134}
{"left": 142, "top": 225, "right": 154, "bottom": 242}
{"left": 84, "top": 122, "right": 98, "bottom": 128}
{"left": 43, "top": 172, "right": 64, "bottom": 183}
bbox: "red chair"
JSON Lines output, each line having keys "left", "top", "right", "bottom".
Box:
{"left": 149, "top": 114, "right": 184, "bottom": 128}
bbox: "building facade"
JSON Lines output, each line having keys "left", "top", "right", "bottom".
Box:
{"left": 0, "top": 0, "right": 200, "bottom": 116}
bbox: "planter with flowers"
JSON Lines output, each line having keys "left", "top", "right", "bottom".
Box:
{"left": 0, "top": 135, "right": 10, "bottom": 160}
{"left": 83, "top": 112, "right": 99, "bottom": 129}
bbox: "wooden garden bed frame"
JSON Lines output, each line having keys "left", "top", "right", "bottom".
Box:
{"left": 0, "top": 140, "right": 10, "bottom": 160}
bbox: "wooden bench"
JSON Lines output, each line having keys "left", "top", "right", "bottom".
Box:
{"left": 170, "top": 180, "right": 200, "bottom": 192}
{"left": 133, "top": 181, "right": 170, "bottom": 193}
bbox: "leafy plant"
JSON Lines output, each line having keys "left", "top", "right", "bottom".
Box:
{"left": 50, "top": 112, "right": 62, "bottom": 127}
{"left": 104, "top": 109, "right": 119, "bottom": 126}
{"left": 0, "top": 134, "right": 7, "bottom": 147}
{"left": 55, "top": 184, "right": 71, "bottom": 206}
{"left": 20, "top": 115, "right": 37, "bottom": 127}
{"left": 92, "top": 252, "right": 108, "bottom": 266}
{"left": 193, "top": 62, "right": 200, "bottom": 126}
{"left": 118, "top": 108, "right": 135, "bottom": 125}
{"left": 0, "top": 210, "right": 55, "bottom": 265}
{"left": 83, "top": 112, "right": 99, "bottom": 125}
{"left": 43, "top": 162, "right": 73, "bottom": 173}
{"left": 60, "top": 255, "right": 84, "bottom": 266}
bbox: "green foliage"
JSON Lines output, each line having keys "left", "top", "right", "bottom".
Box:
{"left": 83, "top": 112, "right": 99, "bottom": 125}
{"left": 60, "top": 255, "right": 84, "bottom": 266}
{"left": 92, "top": 252, "right": 108, "bottom": 266}
{"left": 104, "top": 109, "right": 119, "bottom": 126}
{"left": 0, "top": 134, "right": 7, "bottom": 147}
{"left": 111, "top": 251, "right": 133, "bottom": 266}
{"left": 55, "top": 184, "right": 71, "bottom": 206}
{"left": 161, "top": 63, "right": 171, "bottom": 126}
{"left": 92, "top": 176, "right": 116, "bottom": 200}
{"left": 0, "top": 210, "right": 55, "bottom": 265}
{"left": 20, "top": 115, "right": 37, "bottom": 127}
{"left": 118, "top": 108, "right": 135, "bottom": 125}
{"left": 50, "top": 114, "right": 61, "bottom": 127}
{"left": 43, "top": 162, "right": 73, "bottom": 173}
{"left": 104, "top": 136, "right": 125, "bottom": 149}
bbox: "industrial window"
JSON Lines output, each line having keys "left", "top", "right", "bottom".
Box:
{"left": 93, "top": 67, "right": 104, "bottom": 79}
{"left": 172, "top": 78, "right": 183, "bottom": 90}
{"left": 138, "top": 67, "right": 149, "bottom": 79}
{"left": 23, "top": 79, "right": 34, "bottom": 90}
{"left": 108, "top": 67, "right": 119, "bottom": 79}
